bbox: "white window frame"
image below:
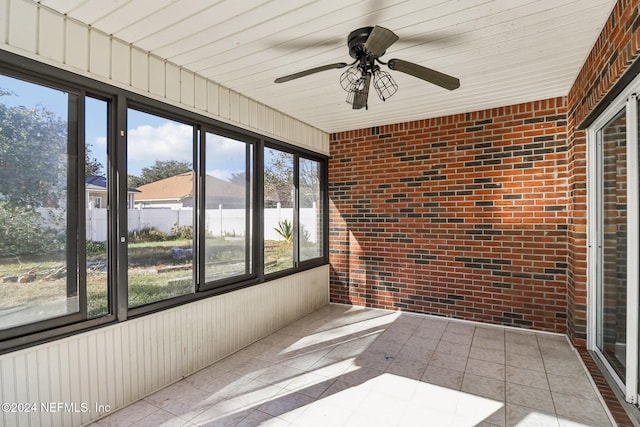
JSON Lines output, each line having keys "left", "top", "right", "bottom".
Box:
{"left": 587, "top": 73, "right": 640, "bottom": 404}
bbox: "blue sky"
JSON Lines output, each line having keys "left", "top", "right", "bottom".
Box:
{"left": 0, "top": 74, "right": 245, "bottom": 179}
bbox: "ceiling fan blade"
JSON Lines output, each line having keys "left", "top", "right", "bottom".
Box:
{"left": 274, "top": 62, "right": 348, "bottom": 83}
{"left": 364, "top": 25, "right": 399, "bottom": 57}
{"left": 387, "top": 59, "right": 460, "bottom": 91}
{"left": 352, "top": 73, "right": 371, "bottom": 110}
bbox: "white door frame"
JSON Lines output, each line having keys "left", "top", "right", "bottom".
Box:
{"left": 587, "top": 74, "right": 640, "bottom": 404}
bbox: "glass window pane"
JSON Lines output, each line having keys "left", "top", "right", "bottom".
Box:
{"left": 204, "top": 132, "right": 253, "bottom": 283}
{"left": 264, "top": 147, "right": 294, "bottom": 273}
{"left": 299, "top": 157, "right": 322, "bottom": 261}
{"left": 85, "top": 97, "right": 109, "bottom": 318}
{"left": 597, "top": 109, "right": 627, "bottom": 380}
{"left": 126, "top": 109, "right": 195, "bottom": 308}
{"left": 0, "top": 75, "right": 77, "bottom": 329}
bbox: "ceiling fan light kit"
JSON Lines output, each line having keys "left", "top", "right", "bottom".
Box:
{"left": 275, "top": 25, "right": 460, "bottom": 110}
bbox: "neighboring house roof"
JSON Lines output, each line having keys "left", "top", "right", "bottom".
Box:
{"left": 134, "top": 172, "right": 244, "bottom": 203}
{"left": 86, "top": 175, "right": 140, "bottom": 193}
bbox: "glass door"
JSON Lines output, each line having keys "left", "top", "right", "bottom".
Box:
{"left": 595, "top": 109, "right": 628, "bottom": 382}
{"left": 589, "top": 91, "right": 640, "bottom": 404}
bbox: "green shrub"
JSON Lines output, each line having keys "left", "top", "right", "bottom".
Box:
{"left": 128, "top": 227, "right": 167, "bottom": 243}
{"left": 86, "top": 240, "right": 107, "bottom": 256}
{"left": 274, "top": 219, "right": 293, "bottom": 242}
{"left": 171, "top": 223, "right": 193, "bottom": 240}
{"left": 0, "top": 203, "right": 63, "bottom": 257}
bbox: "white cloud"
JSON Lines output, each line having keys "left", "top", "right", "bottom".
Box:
{"left": 94, "top": 136, "right": 106, "bottom": 147}
{"left": 207, "top": 169, "right": 245, "bottom": 182}
{"left": 205, "top": 133, "right": 248, "bottom": 158}
{"left": 127, "top": 122, "right": 193, "bottom": 163}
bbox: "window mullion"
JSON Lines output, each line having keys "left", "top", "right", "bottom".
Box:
{"left": 625, "top": 94, "right": 639, "bottom": 404}
{"left": 293, "top": 154, "right": 300, "bottom": 269}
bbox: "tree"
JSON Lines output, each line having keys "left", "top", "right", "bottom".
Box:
{"left": 85, "top": 146, "right": 104, "bottom": 177}
{"left": 0, "top": 91, "right": 67, "bottom": 208}
{"left": 0, "top": 88, "right": 67, "bottom": 255}
{"left": 264, "top": 150, "right": 293, "bottom": 207}
{"left": 128, "top": 160, "right": 191, "bottom": 187}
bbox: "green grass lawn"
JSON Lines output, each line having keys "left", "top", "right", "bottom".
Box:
{"left": 0, "top": 237, "right": 295, "bottom": 319}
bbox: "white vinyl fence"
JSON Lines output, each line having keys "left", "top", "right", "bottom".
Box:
{"left": 85, "top": 206, "right": 318, "bottom": 242}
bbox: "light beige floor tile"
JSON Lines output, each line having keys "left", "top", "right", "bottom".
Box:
{"left": 128, "top": 409, "right": 191, "bottom": 427}
{"left": 254, "top": 363, "right": 306, "bottom": 387}
{"left": 469, "top": 346, "right": 506, "bottom": 364}
{"left": 442, "top": 330, "right": 475, "bottom": 345}
{"left": 366, "top": 337, "right": 405, "bottom": 356}
{"left": 475, "top": 327, "right": 505, "bottom": 340}
{"left": 422, "top": 365, "right": 464, "bottom": 390}
{"left": 461, "top": 373, "right": 505, "bottom": 401}
{"left": 292, "top": 400, "right": 353, "bottom": 427}
{"left": 414, "top": 318, "right": 448, "bottom": 339}
{"left": 188, "top": 400, "right": 254, "bottom": 427}
{"left": 354, "top": 389, "right": 410, "bottom": 426}
{"left": 506, "top": 383, "right": 555, "bottom": 413}
{"left": 318, "top": 379, "right": 368, "bottom": 408}
{"left": 546, "top": 373, "right": 598, "bottom": 400}
{"left": 473, "top": 335, "right": 506, "bottom": 351}
{"left": 429, "top": 351, "right": 468, "bottom": 372}
{"left": 552, "top": 392, "right": 613, "bottom": 426}
{"left": 412, "top": 381, "right": 461, "bottom": 413}
{"left": 94, "top": 306, "right": 617, "bottom": 427}
{"left": 235, "top": 410, "right": 290, "bottom": 427}
{"left": 401, "top": 403, "right": 455, "bottom": 427}
{"left": 506, "top": 403, "right": 559, "bottom": 427}
{"left": 396, "top": 344, "right": 434, "bottom": 363}
{"left": 543, "top": 358, "right": 588, "bottom": 379}
{"left": 336, "top": 365, "right": 383, "bottom": 387}
{"left": 307, "top": 356, "right": 355, "bottom": 378}
{"left": 466, "top": 358, "right": 506, "bottom": 381}
{"left": 506, "top": 352, "right": 545, "bottom": 372}
{"left": 354, "top": 350, "right": 393, "bottom": 371}
{"left": 367, "top": 372, "right": 419, "bottom": 401}
{"left": 446, "top": 322, "right": 476, "bottom": 336}
{"left": 436, "top": 340, "right": 472, "bottom": 357}
{"left": 230, "top": 357, "right": 273, "bottom": 378}
{"left": 95, "top": 401, "right": 159, "bottom": 427}
{"left": 257, "top": 390, "right": 315, "bottom": 421}
{"left": 283, "top": 371, "right": 334, "bottom": 398}
{"left": 506, "top": 366, "right": 549, "bottom": 390}
{"left": 385, "top": 357, "right": 428, "bottom": 380}
{"left": 455, "top": 396, "right": 505, "bottom": 427}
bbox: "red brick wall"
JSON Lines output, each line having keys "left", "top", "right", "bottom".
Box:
{"left": 329, "top": 97, "right": 569, "bottom": 333}
{"left": 567, "top": 0, "right": 640, "bottom": 346}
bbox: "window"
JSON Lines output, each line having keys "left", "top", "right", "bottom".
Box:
{"left": 299, "top": 157, "right": 323, "bottom": 261}
{"left": 0, "top": 74, "right": 77, "bottom": 332}
{"left": 126, "top": 108, "right": 196, "bottom": 308}
{"left": 0, "top": 52, "right": 327, "bottom": 352}
{"left": 202, "top": 131, "right": 254, "bottom": 285}
{"left": 85, "top": 97, "right": 110, "bottom": 318}
{"left": 588, "top": 80, "right": 640, "bottom": 404}
{"left": 264, "top": 147, "right": 294, "bottom": 274}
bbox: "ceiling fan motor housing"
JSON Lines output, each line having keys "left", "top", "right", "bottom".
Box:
{"left": 348, "top": 26, "right": 376, "bottom": 59}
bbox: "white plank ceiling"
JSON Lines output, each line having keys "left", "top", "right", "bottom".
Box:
{"left": 37, "top": 0, "right": 616, "bottom": 133}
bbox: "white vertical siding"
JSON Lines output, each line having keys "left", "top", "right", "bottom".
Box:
{"left": 8, "top": 0, "right": 37, "bottom": 53}
{"left": 4, "top": 1, "right": 333, "bottom": 154}
{"left": 38, "top": 8, "right": 64, "bottom": 62}
{"left": 0, "top": 266, "right": 329, "bottom": 427}
{"left": 0, "top": 2, "right": 331, "bottom": 425}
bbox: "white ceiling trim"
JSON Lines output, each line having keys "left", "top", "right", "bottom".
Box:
{"left": 38, "top": 0, "right": 616, "bottom": 133}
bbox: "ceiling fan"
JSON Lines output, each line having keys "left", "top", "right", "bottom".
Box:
{"left": 274, "top": 25, "right": 460, "bottom": 110}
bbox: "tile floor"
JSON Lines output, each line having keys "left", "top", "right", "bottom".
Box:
{"left": 93, "top": 304, "right": 615, "bottom": 426}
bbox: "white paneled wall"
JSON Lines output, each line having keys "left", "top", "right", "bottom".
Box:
{"left": 0, "top": 0, "right": 329, "bottom": 155}
{"left": 0, "top": 266, "right": 329, "bottom": 427}
{"left": 0, "top": 1, "right": 331, "bottom": 425}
